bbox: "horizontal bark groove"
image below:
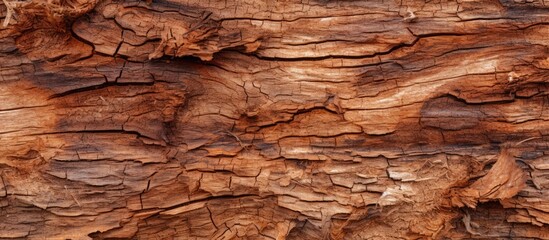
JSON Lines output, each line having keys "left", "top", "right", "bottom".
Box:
{"left": 0, "top": 0, "right": 549, "bottom": 239}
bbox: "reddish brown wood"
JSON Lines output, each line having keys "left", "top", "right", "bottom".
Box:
{"left": 1, "top": 0, "right": 549, "bottom": 239}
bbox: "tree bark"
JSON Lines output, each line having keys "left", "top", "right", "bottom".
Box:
{"left": 1, "top": 0, "right": 549, "bottom": 239}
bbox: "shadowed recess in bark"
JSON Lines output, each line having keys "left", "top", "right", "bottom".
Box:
{"left": 0, "top": 0, "right": 549, "bottom": 239}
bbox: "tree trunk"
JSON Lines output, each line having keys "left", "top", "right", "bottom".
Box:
{"left": 1, "top": 0, "right": 549, "bottom": 239}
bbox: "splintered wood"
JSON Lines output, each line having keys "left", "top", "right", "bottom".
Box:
{"left": 1, "top": 0, "right": 549, "bottom": 239}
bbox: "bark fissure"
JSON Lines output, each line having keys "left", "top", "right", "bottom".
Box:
{"left": 1, "top": 0, "right": 549, "bottom": 239}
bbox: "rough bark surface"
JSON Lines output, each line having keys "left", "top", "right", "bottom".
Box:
{"left": 1, "top": 0, "right": 549, "bottom": 239}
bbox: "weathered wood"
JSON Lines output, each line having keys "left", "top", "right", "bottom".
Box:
{"left": 1, "top": 0, "right": 549, "bottom": 239}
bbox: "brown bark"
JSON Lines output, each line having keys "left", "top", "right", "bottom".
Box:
{"left": 1, "top": 0, "right": 549, "bottom": 239}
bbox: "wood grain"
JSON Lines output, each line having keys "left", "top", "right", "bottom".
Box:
{"left": 1, "top": 0, "right": 549, "bottom": 239}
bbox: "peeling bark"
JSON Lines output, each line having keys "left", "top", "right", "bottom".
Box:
{"left": 1, "top": 0, "right": 549, "bottom": 239}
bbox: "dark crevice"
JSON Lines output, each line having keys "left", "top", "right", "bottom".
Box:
{"left": 145, "top": 193, "right": 266, "bottom": 219}
{"left": 23, "top": 129, "right": 159, "bottom": 142}
{"left": 248, "top": 32, "right": 473, "bottom": 62}
{"left": 48, "top": 81, "right": 155, "bottom": 99}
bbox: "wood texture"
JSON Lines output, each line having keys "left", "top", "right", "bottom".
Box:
{"left": 1, "top": 0, "right": 549, "bottom": 239}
